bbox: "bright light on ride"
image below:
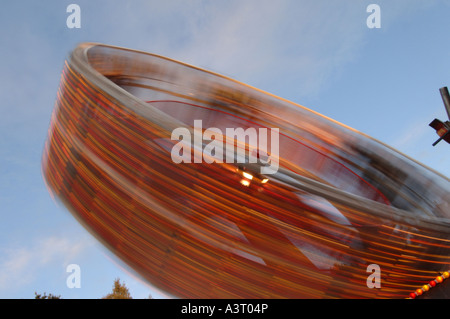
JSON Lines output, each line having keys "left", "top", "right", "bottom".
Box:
{"left": 240, "top": 179, "right": 251, "bottom": 187}
{"left": 242, "top": 172, "right": 254, "bottom": 180}
{"left": 261, "top": 178, "right": 269, "bottom": 184}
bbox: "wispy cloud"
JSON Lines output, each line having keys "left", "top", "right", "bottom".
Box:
{"left": 76, "top": 0, "right": 372, "bottom": 98}
{"left": 0, "top": 236, "right": 91, "bottom": 296}
{"left": 155, "top": 1, "right": 369, "bottom": 97}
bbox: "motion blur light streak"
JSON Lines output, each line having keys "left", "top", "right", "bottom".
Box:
{"left": 42, "top": 43, "right": 450, "bottom": 299}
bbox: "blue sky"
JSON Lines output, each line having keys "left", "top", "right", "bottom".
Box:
{"left": 0, "top": 0, "right": 449, "bottom": 299}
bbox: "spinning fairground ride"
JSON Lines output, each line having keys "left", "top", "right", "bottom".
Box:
{"left": 42, "top": 43, "right": 450, "bottom": 299}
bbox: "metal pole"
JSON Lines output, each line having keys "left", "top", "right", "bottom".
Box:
{"left": 432, "top": 129, "right": 450, "bottom": 147}
{"left": 439, "top": 87, "right": 450, "bottom": 120}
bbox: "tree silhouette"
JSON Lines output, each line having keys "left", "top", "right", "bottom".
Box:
{"left": 34, "top": 278, "right": 150, "bottom": 299}
{"left": 102, "top": 278, "right": 132, "bottom": 299}
{"left": 34, "top": 292, "right": 61, "bottom": 299}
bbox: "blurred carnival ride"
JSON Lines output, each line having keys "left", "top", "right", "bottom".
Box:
{"left": 42, "top": 43, "right": 450, "bottom": 298}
